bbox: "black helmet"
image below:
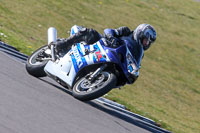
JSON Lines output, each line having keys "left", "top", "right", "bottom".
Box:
{"left": 133, "top": 24, "right": 157, "bottom": 50}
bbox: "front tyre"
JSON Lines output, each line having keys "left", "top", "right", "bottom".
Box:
{"left": 72, "top": 71, "right": 117, "bottom": 101}
{"left": 26, "top": 45, "right": 50, "bottom": 77}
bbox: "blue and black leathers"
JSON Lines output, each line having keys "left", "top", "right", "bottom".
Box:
{"left": 104, "top": 27, "right": 143, "bottom": 66}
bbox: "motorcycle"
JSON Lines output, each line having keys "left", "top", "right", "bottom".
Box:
{"left": 26, "top": 25, "right": 141, "bottom": 101}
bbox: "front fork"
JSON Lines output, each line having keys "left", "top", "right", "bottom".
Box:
{"left": 88, "top": 64, "right": 108, "bottom": 82}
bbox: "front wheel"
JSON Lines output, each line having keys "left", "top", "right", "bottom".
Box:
{"left": 72, "top": 71, "right": 117, "bottom": 101}
{"left": 26, "top": 45, "right": 51, "bottom": 77}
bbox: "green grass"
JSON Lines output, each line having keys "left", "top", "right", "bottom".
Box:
{"left": 0, "top": 0, "right": 199, "bottom": 132}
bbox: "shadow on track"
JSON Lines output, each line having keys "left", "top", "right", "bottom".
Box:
{"left": 38, "top": 78, "right": 72, "bottom": 96}
{"left": 38, "top": 77, "right": 170, "bottom": 133}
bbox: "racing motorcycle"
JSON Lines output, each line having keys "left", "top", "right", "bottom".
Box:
{"left": 26, "top": 25, "right": 141, "bottom": 101}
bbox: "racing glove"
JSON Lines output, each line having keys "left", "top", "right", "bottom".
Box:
{"left": 105, "top": 35, "right": 120, "bottom": 48}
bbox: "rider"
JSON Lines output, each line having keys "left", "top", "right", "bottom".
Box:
{"left": 54, "top": 24, "right": 157, "bottom": 67}
{"left": 102, "top": 24, "right": 157, "bottom": 66}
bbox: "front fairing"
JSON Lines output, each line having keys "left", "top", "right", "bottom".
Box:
{"left": 104, "top": 40, "right": 140, "bottom": 83}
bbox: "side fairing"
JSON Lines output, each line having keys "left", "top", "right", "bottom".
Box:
{"left": 71, "top": 39, "right": 110, "bottom": 73}
{"left": 44, "top": 39, "right": 111, "bottom": 87}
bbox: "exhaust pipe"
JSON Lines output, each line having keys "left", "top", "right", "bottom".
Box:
{"left": 48, "top": 27, "right": 57, "bottom": 61}
{"left": 48, "top": 27, "right": 57, "bottom": 44}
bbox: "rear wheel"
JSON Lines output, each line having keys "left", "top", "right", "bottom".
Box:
{"left": 72, "top": 71, "right": 116, "bottom": 101}
{"left": 26, "top": 45, "right": 51, "bottom": 77}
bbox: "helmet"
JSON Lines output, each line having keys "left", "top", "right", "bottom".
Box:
{"left": 133, "top": 24, "right": 157, "bottom": 50}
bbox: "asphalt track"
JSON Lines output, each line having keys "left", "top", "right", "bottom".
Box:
{"left": 0, "top": 43, "right": 171, "bottom": 133}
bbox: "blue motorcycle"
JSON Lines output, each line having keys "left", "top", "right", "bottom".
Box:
{"left": 26, "top": 25, "right": 141, "bottom": 101}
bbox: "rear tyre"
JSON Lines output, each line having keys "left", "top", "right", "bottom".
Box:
{"left": 26, "top": 45, "right": 50, "bottom": 77}
{"left": 72, "top": 71, "right": 116, "bottom": 101}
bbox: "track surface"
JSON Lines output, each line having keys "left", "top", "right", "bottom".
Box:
{"left": 0, "top": 51, "right": 156, "bottom": 133}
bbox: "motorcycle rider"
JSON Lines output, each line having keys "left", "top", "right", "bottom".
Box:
{"left": 103, "top": 24, "right": 157, "bottom": 66}
{"left": 54, "top": 24, "right": 157, "bottom": 68}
